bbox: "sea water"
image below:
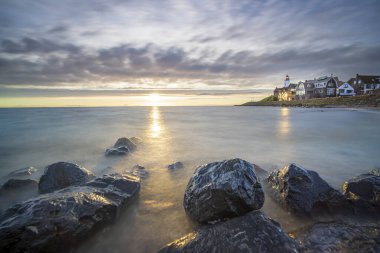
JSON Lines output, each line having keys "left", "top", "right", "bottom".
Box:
{"left": 0, "top": 106, "right": 379, "bottom": 252}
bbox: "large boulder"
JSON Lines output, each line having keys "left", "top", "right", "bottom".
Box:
{"left": 297, "top": 222, "right": 380, "bottom": 253}
{"left": 158, "top": 211, "right": 300, "bottom": 253}
{"left": 342, "top": 169, "right": 380, "bottom": 205}
{"left": 184, "top": 158, "right": 264, "bottom": 224}
{"left": 0, "top": 173, "right": 140, "bottom": 253}
{"left": 105, "top": 137, "right": 137, "bottom": 156}
{"left": 38, "top": 162, "right": 95, "bottom": 194}
{"left": 265, "top": 163, "right": 345, "bottom": 215}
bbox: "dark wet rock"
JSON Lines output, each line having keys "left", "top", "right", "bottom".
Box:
{"left": 184, "top": 158, "right": 264, "bottom": 224}
{"left": 167, "top": 162, "right": 184, "bottom": 170}
{"left": 130, "top": 137, "right": 143, "bottom": 145}
{"left": 342, "top": 169, "right": 380, "bottom": 205}
{"left": 3, "top": 166, "right": 38, "bottom": 179}
{"left": 38, "top": 162, "right": 95, "bottom": 194}
{"left": 105, "top": 137, "right": 137, "bottom": 156}
{"left": 297, "top": 222, "right": 380, "bottom": 253}
{"left": 158, "top": 211, "right": 300, "bottom": 253}
{"left": 342, "top": 169, "right": 380, "bottom": 215}
{"left": 265, "top": 163, "right": 346, "bottom": 215}
{"left": 129, "top": 165, "right": 149, "bottom": 179}
{"left": 1, "top": 179, "right": 38, "bottom": 191}
{"left": 0, "top": 173, "right": 140, "bottom": 253}
{"left": 105, "top": 148, "right": 128, "bottom": 156}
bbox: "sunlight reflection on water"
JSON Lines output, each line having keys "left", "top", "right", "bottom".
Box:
{"left": 150, "top": 106, "right": 163, "bottom": 138}
{"left": 278, "top": 107, "right": 290, "bottom": 136}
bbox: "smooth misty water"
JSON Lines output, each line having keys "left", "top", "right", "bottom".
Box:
{"left": 0, "top": 106, "right": 380, "bottom": 252}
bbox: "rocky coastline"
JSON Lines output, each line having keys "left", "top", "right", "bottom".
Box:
{"left": 0, "top": 138, "right": 379, "bottom": 252}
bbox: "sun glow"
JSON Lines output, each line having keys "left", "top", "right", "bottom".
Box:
{"left": 150, "top": 106, "right": 163, "bottom": 138}
{"left": 147, "top": 93, "right": 162, "bottom": 106}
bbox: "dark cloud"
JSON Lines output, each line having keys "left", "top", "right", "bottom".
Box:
{"left": 1, "top": 37, "right": 81, "bottom": 54}
{"left": 48, "top": 25, "right": 69, "bottom": 34}
{"left": 0, "top": 36, "right": 379, "bottom": 87}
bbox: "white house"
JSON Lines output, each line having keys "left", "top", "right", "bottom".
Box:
{"left": 337, "top": 83, "right": 355, "bottom": 96}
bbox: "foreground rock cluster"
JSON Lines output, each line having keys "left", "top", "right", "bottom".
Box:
{"left": 159, "top": 159, "right": 380, "bottom": 253}
{"left": 0, "top": 161, "right": 141, "bottom": 253}
{"left": 1, "top": 147, "right": 380, "bottom": 252}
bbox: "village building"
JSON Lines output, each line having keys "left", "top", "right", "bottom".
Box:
{"left": 347, "top": 74, "right": 380, "bottom": 95}
{"left": 337, "top": 83, "right": 355, "bottom": 96}
{"left": 273, "top": 75, "right": 297, "bottom": 101}
{"left": 295, "top": 81, "right": 315, "bottom": 100}
{"left": 304, "top": 75, "right": 339, "bottom": 98}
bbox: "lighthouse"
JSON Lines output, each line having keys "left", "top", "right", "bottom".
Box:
{"left": 284, "top": 75, "right": 290, "bottom": 88}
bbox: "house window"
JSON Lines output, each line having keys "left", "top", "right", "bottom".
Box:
{"left": 346, "top": 90, "right": 352, "bottom": 93}
{"left": 339, "top": 89, "right": 345, "bottom": 94}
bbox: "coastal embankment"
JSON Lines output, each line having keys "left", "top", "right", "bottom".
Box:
{"left": 240, "top": 94, "right": 380, "bottom": 108}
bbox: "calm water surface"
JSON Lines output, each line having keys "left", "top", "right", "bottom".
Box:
{"left": 0, "top": 106, "right": 379, "bottom": 252}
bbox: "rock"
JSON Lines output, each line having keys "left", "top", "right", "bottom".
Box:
{"left": 3, "top": 166, "right": 38, "bottom": 179}
{"left": 184, "top": 158, "right": 264, "bottom": 224}
{"left": 38, "top": 162, "right": 95, "bottom": 194}
{"left": 1, "top": 179, "right": 38, "bottom": 191}
{"left": 0, "top": 173, "right": 140, "bottom": 253}
{"left": 158, "top": 211, "right": 300, "bottom": 253}
{"left": 105, "top": 148, "right": 129, "bottom": 156}
{"left": 342, "top": 169, "right": 380, "bottom": 205}
{"left": 129, "top": 165, "right": 149, "bottom": 179}
{"left": 105, "top": 137, "right": 137, "bottom": 156}
{"left": 297, "top": 222, "right": 380, "bottom": 253}
{"left": 265, "top": 163, "right": 346, "bottom": 215}
{"left": 167, "top": 162, "right": 184, "bottom": 170}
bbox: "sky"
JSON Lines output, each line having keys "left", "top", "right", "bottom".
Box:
{"left": 0, "top": 0, "right": 379, "bottom": 106}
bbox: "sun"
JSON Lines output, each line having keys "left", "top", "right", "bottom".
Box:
{"left": 147, "top": 93, "right": 161, "bottom": 106}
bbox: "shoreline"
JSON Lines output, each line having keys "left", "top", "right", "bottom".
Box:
{"left": 239, "top": 94, "right": 380, "bottom": 109}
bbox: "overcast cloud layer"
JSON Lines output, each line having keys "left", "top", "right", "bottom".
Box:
{"left": 0, "top": 0, "right": 379, "bottom": 90}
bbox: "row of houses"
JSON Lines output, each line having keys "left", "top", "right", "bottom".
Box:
{"left": 274, "top": 74, "right": 380, "bottom": 101}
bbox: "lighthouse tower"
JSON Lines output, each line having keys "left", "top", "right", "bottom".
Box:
{"left": 284, "top": 75, "right": 290, "bottom": 88}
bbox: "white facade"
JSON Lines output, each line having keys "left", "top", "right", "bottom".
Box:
{"left": 337, "top": 83, "right": 355, "bottom": 96}
{"left": 284, "top": 75, "right": 290, "bottom": 87}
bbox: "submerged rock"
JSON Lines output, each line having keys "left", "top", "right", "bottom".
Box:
{"left": 167, "top": 162, "right": 184, "bottom": 170}
{"left": 158, "top": 211, "right": 300, "bottom": 253}
{"left": 3, "top": 166, "right": 38, "bottom": 179}
{"left": 0, "top": 173, "right": 140, "bottom": 253}
{"left": 184, "top": 158, "right": 264, "bottom": 224}
{"left": 105, "top": 137, "right": 137, "bottom": 156}
{"left": 297, "top": 222, "right": 380, "bottom": 253}
{"left": 342, "top": 169, "right": 380, "bottom": 205}
{"left": 129, "top": 165, "right": 149, "bottom": 179}
{"left": 38, "top": 162, "right": 95, "bottom": 194}
{"left": 265, "top": 163, "right": 345, "bottom": 215}
{"left": 1, "top": 179, "right": 38, "bottom": 191}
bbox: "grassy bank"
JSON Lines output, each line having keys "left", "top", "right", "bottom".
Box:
{"left": 240, "top": 94, "right": 380, "bottom": 108}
